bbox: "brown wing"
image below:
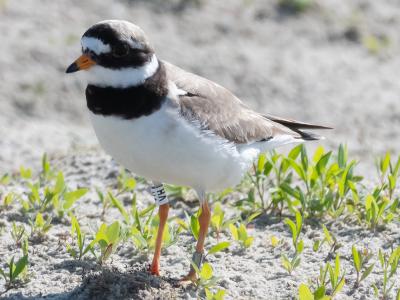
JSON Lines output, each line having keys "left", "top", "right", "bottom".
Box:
{"left": 163, "top": 61, "right": 303, "bottom": 144}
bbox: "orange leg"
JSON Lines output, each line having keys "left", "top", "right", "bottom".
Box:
{"left": 181, "top": 201, "right": 211, "bottom": 282}
{"left": 149, "top": 203, "right": 169, "bottom": 276}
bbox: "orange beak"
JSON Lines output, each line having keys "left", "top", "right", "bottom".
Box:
{"left": 65, "top": 54, "right": 96, "bottom": 73}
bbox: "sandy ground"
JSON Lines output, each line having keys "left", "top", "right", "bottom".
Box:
{"left": 1, "top": 0, "right": 400, "bottom": 299}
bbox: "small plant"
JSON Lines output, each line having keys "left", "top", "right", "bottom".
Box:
{"left": 11, "top": 222, "right": 26, "bottom": 247}
{"left": 190, "top": 262, "right": 224, "bottom": 298}
{"left": 93, "top": 221, "right": 121, "bottom": 264}
{"left": 0, "top": 255, "right": 29, "bottom": 289}
{"left": 210, "top": 203, "right": 236, "bottom": 241}
{"left": 281, "top": 211, "right": 303, "bottom": 275}
{"left": 298, "top": 283, "right": 330, "bottom": 300}
{"left": 66, "top": 215, "right": 95, "bottom": 260}
{"left": 29, "top": 213, "right": 52, "bottom": 239}
{"left": 205, "top": 288, "right": 226, "bottom": 300}
{"left": 1, "top": 193, "right": 15, "bottom": 210}
{"left": 116, "top": 169, "right": 136, "bottom": 195}
{"left": 372, "top": 247, "right": 400, "bottom": 300}
{"left": 0, "top": 173, "right": 11, "bottom": 185}
{"left": 351, "top": 245, "right": 374, "bottom": 288}
{"left": 229, "top": 222, "right": 254, "bottom": 249}
{"left": 207, "top": 241, "right": 230, "bottom": 257}
{"left": 324, "top": 254, "right": 346, "bottom": 297}
{"left": 313, "top": 225, "right": 342, "bottom": 259}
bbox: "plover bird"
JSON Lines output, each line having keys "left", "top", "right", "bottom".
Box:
{"left": 66, "top": 20, "right": 330, "bottom": 281}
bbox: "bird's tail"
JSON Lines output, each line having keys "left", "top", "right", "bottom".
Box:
{"left": 264, "top": 114, "right": 333, "bottom": 141}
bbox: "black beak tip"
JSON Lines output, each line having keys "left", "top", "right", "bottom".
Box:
{"left": 65, "top": 63, "right": 79, "bottom": 74}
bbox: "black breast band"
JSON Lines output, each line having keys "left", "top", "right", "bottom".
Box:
{"left": 86, "top": 62, "right": 168, "bottom": 119}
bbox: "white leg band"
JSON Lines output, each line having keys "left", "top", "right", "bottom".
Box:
{"left": 151, "top": 184, "right": 169, "bottom": 206}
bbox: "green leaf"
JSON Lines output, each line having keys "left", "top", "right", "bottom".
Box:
{"left": 314, "top": 286, "right": 326, "bottom": 300}
{"left": 54, "top": 172, "right": 65, "bottom": 194}
{"left": 190, "top": 214, "right": 200, "bottom": 240}
{"left": 106, "top": 221, "right": 120, "bottom": 244}
{"left": 229, "top": 224, "right": 238, "bottom": 241}
{"left": 109, "top": 193, "right": 129, "bottom": 222}
{"left": 322, "top": 225, "right": 332, "bottom": 245}
{"left": 284, "top": 218, "right": 298, "bottom": 245}
{"left": 208, "top": 242, "right": 230, "bottom": 255}
{"left": 257, "top": 153, "right": 267, "bottom": 173}
{"left": 238, "top": 224, "right": 248, "bottom": 241}
{"left": 200, "top": 262, "right": 213, "bottom": 280}
{"left": 244, "top": 237, "right": 254, "bottom": 248}
{"left": 295, "top": 211, "right": 303, "bottom": 234}
{"left": 287, "top": 159, "right": 307, "bottom": 182}
{"left": 380, "top": 152, "right": 391, "bottom": 174}
{"left": 20, "top": 166, "right": 32, "bottom": 179}
{"left": 289, "top": 144, "right": 303, "bottom": 160}
{"left": 316, "top": 152, "right": 332, "bottom": 176}
{"left": 11, "top": 255, "right": 28, "bottom": 281}
{"left": 63, "top": 188, "right": 88, "bottom": 210}
{"left": 360, "top": 264, "right": 374, "bottom": 282}
{"left": 296, "top": 240, "right": 304, "bottom": 254}
{"left": 298, "top": 283, "right": 314, "bottom": 300}
{"left": 338, "top": 144, "right": 347, "bottom": 169}
{"left": 352, "top": 245, "right": 361, "bottom": 272}
{"left": 35, "top": 213, "right": 45, "bottom": 227}
{"left": 214, "top": 289, "right": 226, "bottom": 300}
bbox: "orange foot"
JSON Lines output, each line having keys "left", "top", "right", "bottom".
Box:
{"left": 149, "top": 262, "right": 160, "bottom": 276}
{"left": 179, "top": 271, "right": 197, "bottom": 283}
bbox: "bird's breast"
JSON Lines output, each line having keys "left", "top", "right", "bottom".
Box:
{"left": 88, "top": 103, "right": 247, "bottom": 191}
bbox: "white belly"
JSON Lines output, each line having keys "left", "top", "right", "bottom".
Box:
{"left": 89, "top": 103, "right": 249, "bottom": 192}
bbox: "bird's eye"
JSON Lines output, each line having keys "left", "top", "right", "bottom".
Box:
{"left": 112, "top": 44, "right": 129, "bottom": 58}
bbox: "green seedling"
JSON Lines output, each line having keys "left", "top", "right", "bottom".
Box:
{"left": 29, "top": 213, "right": 52, "bottom": 239}
{"left": 205, "top": 288, "right": 226, "bottom": 300}
{"left": 364, "top": 194, "right": 393, "bottom": 230}
{"left": 207, "top": 241, "right": 230, "bottom": 257}
{"left": 20, "top": 166, "right": 32, "bottom": 180}
{"left": 116, "top": 169, "right": 136, "bottom": 195}
{"left": 210, "top": 203, "right": 238, "bottom": 241}
{"left": 351, "top": 245, "right": 374, "bottom": 288}
{"left": 372, "top": 247, "right": 400, "bottom": 300}
{"left": 284, "top": 211, "right": 303, "bottom": 253}
{"left": 96, "top": 189, "right": 111, "bottom": 219}
{"left": 51, "top": 172, "right": 88, "bottom": 219}
{"left": 1, "top": 193, "right": 15, "bottom": 210}
{"left": 190, "top": 262, "right": 222, "bottom": 298}
{"left": 66, "top": 215, "right": 95, "bottom": 260}
{"left": 325, "top": 254, "right": 346, "bottom": 297}
{"left": 298, "top": 283, "right": 330, "bottom": 300}
{"left": 281, "top": 254, "right": 301, "bottom": 276}
{"left": 0, "top": 173, "right": 11, "bottom": 185}
{"left": 18, "top": 170, "right": 87, "bottom": 219}
{"left": 313, "top": 225, "right": 342, "bottom": 258}
{"left": 281, "top": 211, "right": 304, "bottom": 275}
{"left": 93, "top": 221, "right": 121, "bottom": 264}
{"left": 229, "top": 222, "right": 254, "bottom": 249}
{"left": 108, "top": 194, "right": 178, "bottom": 253}
{"left": 0, "top": 255, "right": 28, "bottom": 289}
{"left": 11, "top": 222, "right": 26, "bottom": 247}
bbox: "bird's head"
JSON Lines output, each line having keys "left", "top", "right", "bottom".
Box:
{"left": 66, "top": 20, "right": 159, "bottom": 88}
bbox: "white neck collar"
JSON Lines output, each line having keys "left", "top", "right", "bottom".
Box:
{"left": 85, "top": 54, "right": 159, "bottom": 88}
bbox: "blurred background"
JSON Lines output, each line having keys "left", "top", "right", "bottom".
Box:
{"left": 1, "top": 0, "right": 400, "bottom": 173}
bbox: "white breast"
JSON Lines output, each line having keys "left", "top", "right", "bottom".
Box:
{"left": 89, "top": 101, "right": 249, "bottom": 192}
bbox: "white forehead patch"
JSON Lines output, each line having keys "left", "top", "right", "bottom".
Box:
{"left": 81, "top": 37, "right": 111, "bottom": 55}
